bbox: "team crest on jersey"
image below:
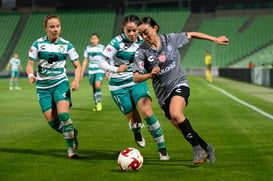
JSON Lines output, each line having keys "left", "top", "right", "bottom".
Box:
{"left": 139, "top": 62, "right": 144, "bottom": 69}
{"left": 107, "top": 47, "right": 112, "bottom": 52}
{"left": 59, "top": 45, "right": 65, "bottom": 53}
{"left": 158, "top": 54, "right": 166, "bottom": 62}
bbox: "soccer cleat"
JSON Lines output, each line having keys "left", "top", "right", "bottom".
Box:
{"left": 134, "top": 132, "right": 145, "bottom": 148}
{"left": 206, "top": 144, "right": 216, "bottom": 162}
{"left": 73, "top": 128, "right": 79, "bottom": 150}
{"left": 15, "top": 87, "right": 21, "bottom": 90}
{"left": 9, "top": 87, "right": 13, "bottom": 90}
{"left": 193, "top": 147, "right": 206, "bottom": 164}
{"left": 96, "top": 102, "right": 102, "bottom": 111}
{"left": 67, "top": 147, "right": 79, "bottom": 158}
{"left": 159, "top": 148, "right": 170, "bottom": 160}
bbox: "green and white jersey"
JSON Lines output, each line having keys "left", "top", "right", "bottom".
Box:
{"left": 29, "top": 36, "right": 79, "bottom": 89}
{"left": 84, "top": 44, "right": 105, "bottom": 75}
{"left": 102, "top": 33, "right": 144, "bottom": 91}
{"left": 9, "top": 57, "right": 21, "bottom": 71}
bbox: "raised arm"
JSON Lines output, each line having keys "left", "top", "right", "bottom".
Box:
{"left": 187, "top": 32, "right": 229, "bottom": 45}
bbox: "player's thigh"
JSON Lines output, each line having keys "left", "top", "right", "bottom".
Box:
{"left": 89, "top": 74, "right": 96, "bottom": 85}
{"left": 111, "top": 88, "right": 135, "bottom": 115}
{"left": 53, "top": 81, "right": 72, "bottom": 111}
{"left": 131, "top": 82, "right": 151, "bottom": 104}
{"left": 37, "top": 88, "right": 54, "bottom": 113}
{"left": 95, "top": 73, "right": 105, "bottom": 82}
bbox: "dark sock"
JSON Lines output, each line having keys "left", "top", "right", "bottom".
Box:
{"left": 194, "top": 131, "right": 208, "bottom": 151}
{"left": 178, "top": 119, "right": 199, "bottom": 146}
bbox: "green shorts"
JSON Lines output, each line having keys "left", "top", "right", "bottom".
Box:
{"left": 110, "top": 81, "right": 151, "bottom": 115}
{"left": 37, "top": 81, "right": 71, "bottom": 112}
{"left": 11, "top": 71, "right": 19, "bottom": 78}
{"left": 89, "top": 73, "right": 105, "bottom": 85}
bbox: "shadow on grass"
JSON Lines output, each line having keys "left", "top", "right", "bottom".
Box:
{"left": 0, "top": 148, "right": 204, "bottom": 168}
{"left": 0, "top": 147, "right": 119, "bottom": 160}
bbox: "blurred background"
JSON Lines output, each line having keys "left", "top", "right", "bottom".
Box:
{"left": 0, "top": 0, "right": 272, "bottom": 87}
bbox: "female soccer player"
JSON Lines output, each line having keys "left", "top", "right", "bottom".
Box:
{"left": 6, "top": 53, "right": 23, "bottom": 90}
{"left": 99, "top": 14, "right": 169, "bottom": 160}
{"left": 133, "top": 16, "right": 229, "bottom": 164}
{"left": 26, "top": 14, "right": 81, "bottom": 158}
{"left": 81, "top": 33, "right": 105, "bottom": 111}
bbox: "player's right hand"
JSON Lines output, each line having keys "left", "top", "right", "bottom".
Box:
{"left": 117, "top": 64, "right": 128, "bottom": 73}
{"left": 28, "top": 76, "right": 36, "bottom": 84}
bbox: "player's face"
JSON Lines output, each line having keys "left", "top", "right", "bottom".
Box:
{"left": 90, "top": 35, "right": 99, "bottom": 46}
{"left": 138, "top": 24, "right": 158, "bottom": 46}
{"left": 44, "top": 18, "right": 61, "bottom": 42}
{"left": 123, "top": 22, "right": 138, "bottom": 42}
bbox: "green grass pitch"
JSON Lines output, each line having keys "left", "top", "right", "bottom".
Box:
{"left": 0, "top": 76, "right": 272, "bottom": 181}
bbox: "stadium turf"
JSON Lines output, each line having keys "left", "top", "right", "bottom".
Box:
{"left": 0, "top": 76, "right": 272, "bottom": 181}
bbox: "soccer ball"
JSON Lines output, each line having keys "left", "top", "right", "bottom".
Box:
{"left": 117, "top": 147, "right": 143, "bottom": 171}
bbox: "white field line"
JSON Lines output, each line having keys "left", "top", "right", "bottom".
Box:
{"left": 207, "top": 83, "right": 273, "bottom": 120}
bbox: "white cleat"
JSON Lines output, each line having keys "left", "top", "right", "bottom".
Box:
{"left": 159, "top": 148, "right": 170, "bottom": 160}
{"left": 68, "top": 147, "right": 79, "bottom": 158}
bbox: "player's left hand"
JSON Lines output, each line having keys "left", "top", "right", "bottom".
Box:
{"left": 71, "top": 81, "right": 79, "bottom": 91}
{"left": 215, "top": 36, "right": 229, "bottom": 45}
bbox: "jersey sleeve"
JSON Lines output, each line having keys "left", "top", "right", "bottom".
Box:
{"left": 102, "top": 39, "right": 118, "bottom": 61}
{"left": 83, "top": 47, "right": 88, "bottom": 58}
{"left": 67, "top": 42, "right": 79, "bottom": 62}
{"left": 28, "top": 41, "right": 38, "bottom": 61}
{"left": 133, "top": 48, "right": 146, "bottom": 74}
{"left": 169, "top": 32, "right": 189, "bottom": 48}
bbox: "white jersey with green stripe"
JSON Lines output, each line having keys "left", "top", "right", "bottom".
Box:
{"left": 84, "top": 44, "right": 105, "bottom": 75}
{"left": 102, "top": 33, "right": 144, "bottom": 91}
{"left": 29, "top": 36, "right": 79, "bottom": 89}
{"left": 9, "top": 57, "right": 21, "bottom": 71}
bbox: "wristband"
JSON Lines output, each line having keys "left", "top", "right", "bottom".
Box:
{"left": 28, "top": 73, "right": 34, "bottom": 78}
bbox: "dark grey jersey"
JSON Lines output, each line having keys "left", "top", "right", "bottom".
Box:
{"left": 133, "top": 32, "right": 189, "bottom": 106}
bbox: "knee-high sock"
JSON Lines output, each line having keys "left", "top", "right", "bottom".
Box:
{"left": 59, "top": 112, "right": 74, "bottom": 148}
{"left": 144, "top": 115, "right": 166, "bottom": 149}
{"left": 194, "top": 131, "right": 208, "bottom": 151}
{"left": 178, "top": 119, "right": 200, "bottom": 146}
{"left": 94, "top": 88, "right": 102, "bottom": 104}
{"left": 48, "top": 117, "right": 63, "bottom": 133}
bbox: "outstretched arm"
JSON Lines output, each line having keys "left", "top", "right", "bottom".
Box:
{"left": 187, "top": 32, "right": 229, "bottom": 45}
{"left": 99, "top": 59, "right": 128, "bottom": 73}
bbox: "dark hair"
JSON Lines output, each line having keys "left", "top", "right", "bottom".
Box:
{"left": 44, "top": 14, "right": 60, "bottom": 27}
{"left": 121, "top": 14, "right": 141, "bottom": 32}
{"left": 140, "top": 16, "right": 160, "bottom": 32}
{"left": 91, "top": 33, "right": 100, "bottom": 39}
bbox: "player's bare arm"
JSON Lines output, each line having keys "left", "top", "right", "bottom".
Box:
{"left": 187, "top": 32, "right": 229, "bottom": 45}
{"left": 71, "top": 59, "right": 81, "bottom": 91}
{"left": 26, "top": 59, "right": 36, "bottom": 84}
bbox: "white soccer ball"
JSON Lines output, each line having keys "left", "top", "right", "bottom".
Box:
{"left": 118, "top": 147, "right": 143, "bottom": 171}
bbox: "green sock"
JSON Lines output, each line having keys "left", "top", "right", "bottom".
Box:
{"left": 15, "top": 81, "right": 19, "bottom": 87}
{"left": 48, "top": 118, "right": 63, "bottom": 133}
{"left": 144, "top": 115, "right": 166, "bottom": 149}
{"left": 95, "top": 88, "right": 102, "bottom": 103}
{"left": 59, "top": 112, "right": 74, "bottom": 148}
